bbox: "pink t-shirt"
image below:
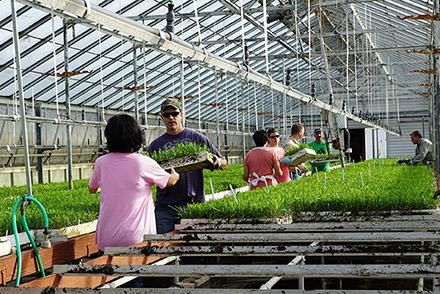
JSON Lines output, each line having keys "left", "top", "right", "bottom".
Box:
{"left": 89, "top": 152, "right": 170, "bottom": 251}
{"left": 244, "top": 147, "right": 278, "bottom": 190}
{"left": 273, "top": 147, "right": 291, "bottom": 183}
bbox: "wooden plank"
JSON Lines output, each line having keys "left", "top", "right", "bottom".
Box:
{"left": 0, "top": 233, "right": 98, "bottom": 285}
{"left": 20, "top": 256, "right": 162, "bottom": 288}
{"left": 174, "top": 275, "right": 210, "bottom": 288}
{"left": 105, "top": 243, "right": 436, "bottom": 257}
{"left": 175, "top": 220, "right": 440, "bottom": 232}
{"left": 34, "top": 220, "right": 97, "bottom": 243}
{"left": 144, "top": 231, "right": 440, "bottom": 243}
{"left": 53, "top": 264, "right": 440, "bottom": 278}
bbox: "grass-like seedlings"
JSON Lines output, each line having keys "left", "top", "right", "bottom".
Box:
{"left": 148, "top": 143, "right": 210, "bottom": 163}
{"left": 179, "top": 159, "right": 436, "bottom": 220}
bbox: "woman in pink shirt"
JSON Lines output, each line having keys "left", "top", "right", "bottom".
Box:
{"left": 267, "top": 128, "right": 291, "bottom": 183}
{"left": 89, "top": 114, "right": 179, "bottom": 251}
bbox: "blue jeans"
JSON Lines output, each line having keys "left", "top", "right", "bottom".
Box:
{"left": 155, "top": 203, "right": 188, "bottom": 234}
{"left": 291, "top": 172, "right": 301, "bottom": 180}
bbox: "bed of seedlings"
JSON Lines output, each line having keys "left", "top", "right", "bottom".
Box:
{"left": 180, "top": 159, "right": 436, "bottom": 219}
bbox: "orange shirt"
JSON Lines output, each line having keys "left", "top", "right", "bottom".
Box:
{"left": 244, "top": 147, "right": 279, "bottom": 189}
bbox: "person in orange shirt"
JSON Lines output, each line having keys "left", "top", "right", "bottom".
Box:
{"left": 243, "top": 130, "right": 283, "bottom": 190}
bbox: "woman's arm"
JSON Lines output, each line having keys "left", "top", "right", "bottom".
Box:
{"left": 166, "top": 168, "right": 180, "bottom": 187}
{"left": 88, "top": 186, "right": 100, "bottom": 193}
{"left": 243, "top": 164, "right": 249, "bottom": 183}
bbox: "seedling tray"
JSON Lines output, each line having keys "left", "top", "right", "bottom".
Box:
{"left": 158, "top": 151, "right": 216, "bottom": 173}
{"left": 310, "top": 158, "right": 340, "bottom": 164}
{"left": 284, "top": 148, "right": 317, "bottom": 165}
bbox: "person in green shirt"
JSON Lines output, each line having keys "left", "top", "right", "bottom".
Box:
{"left": 308, "top": 128, "right": 332, "bottom": 173}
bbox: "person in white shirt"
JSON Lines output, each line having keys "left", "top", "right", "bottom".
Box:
{"left": 397, "top": 130, "right": 433, "bottom": 165}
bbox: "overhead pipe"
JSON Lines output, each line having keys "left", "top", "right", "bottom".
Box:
{"left": 0, "top": 113, "right": 252, "bottom": 136}
{"left": 17, "top": 0, "right": 400, "bottom": 136}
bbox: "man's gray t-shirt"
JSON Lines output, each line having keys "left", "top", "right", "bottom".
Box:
{"left": 412, "top": 138, "right": 433, "bottom": 164}
{"left": 148, "top": 128, "right": 221, "bottom": 206}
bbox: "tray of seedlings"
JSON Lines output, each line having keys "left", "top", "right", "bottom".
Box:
{"left": 149, "top": 143, "right": 218, "bottom": 174}
{"left": 309, "top": 152, "right": 341, "bottom": 164}
{"left": 282, "top": 144, "right": 317, "bottom": 165}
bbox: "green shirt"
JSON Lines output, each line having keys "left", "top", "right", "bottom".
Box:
{"left": 308, "top": 140, "right": 331, "bottom": 172}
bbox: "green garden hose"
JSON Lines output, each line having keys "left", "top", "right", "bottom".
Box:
{"left": 12, "top": 195, "right": 49, "bottom": 286}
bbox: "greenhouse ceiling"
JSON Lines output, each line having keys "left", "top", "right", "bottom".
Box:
{"left": 0, "top": 0, "right": 435, "bottom": 132}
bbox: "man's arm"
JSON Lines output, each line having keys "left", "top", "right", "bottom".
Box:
{"left": 198, "top": 131, "right": 228, "bottom": 170}
{"left": 219, "top": 157, "right": 227, "bottom": 169}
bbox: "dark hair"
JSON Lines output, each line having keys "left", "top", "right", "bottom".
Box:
{"left": 314, "top": 128, "right": 322, "bottom": 135}
{"left": 410, "top": 130, "right": 422, "bottom": 138}
{"left": 253, "top": 129, "right": 268, "bottom": 147}
{"left": 104, "top": 114, "right": 144, "bottom": 153}
{"left": 291, "top": 122, "right": 304, "bottom": 136}
{"left": 267, "top": 127, "right": 278, "bottom": 137}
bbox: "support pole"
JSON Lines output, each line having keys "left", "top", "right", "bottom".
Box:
{"left": 241, "top": 83, "right": 246, "bottom": 160}
{"left": 433, "top": 0, "right": 440, "bottom": 190}
{"left": 11, "top": 0, "right": 33, "bottom": 195}
{"left": 63, "top": 20, "right": 74, "bottom": 189}
{"left": 35, "top": 103, "right": 43, "bottom": 184}
{"left": 180, "top": 58, "right": 185, "bottom": 127}
{"left": 215, "top": 70, "right": 220, "bottom": 148}
{"left": 133, "top": 45, "right": 139, "bottom": 123}
{"left": 316, "top": 5, "right": 333, "bottom": 99}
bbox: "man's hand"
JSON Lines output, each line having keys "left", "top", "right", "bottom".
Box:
{"left": 209, "top": 155, "right": 224, "bottom": 170}
{"left": 298, "top": 164, "right": 309, "bottom": 173}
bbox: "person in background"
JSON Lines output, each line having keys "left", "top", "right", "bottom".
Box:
{"left": 283, "top": 122, "right": 309, "bottom": 178}
{"left": 308, "top": 128, "right": 332, "bottom": 173}
{"left": 148, "top": 98, "right": 227, "bottom": 234}
{"left": 266, "top": 127, "right": 290, "bottom": 183}
{"left": 243, "top": 129, "right": 283, "bottom": 190}
{"left": 397, "top": 130, "right": 433, "bottom": 165}
{"left": 88, "top": 114, "right": 179, "bottom": 252}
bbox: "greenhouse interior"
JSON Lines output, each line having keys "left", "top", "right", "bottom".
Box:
{"left": 0, "top": 0, "right": 440, "bottom": 292}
